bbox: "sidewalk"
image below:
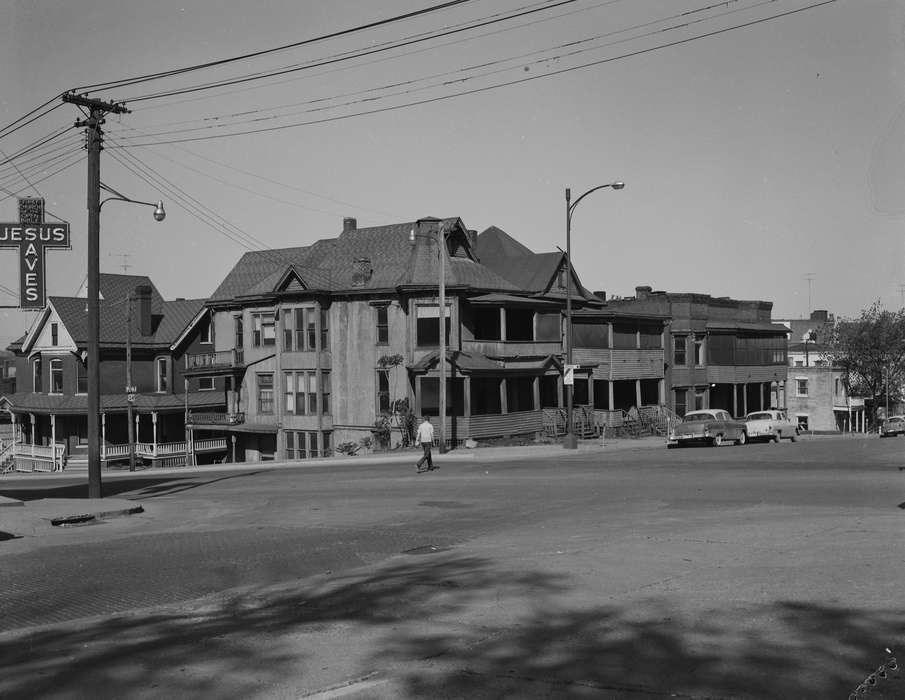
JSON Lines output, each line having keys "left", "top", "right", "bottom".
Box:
{"left": 0, "top": 436, "right": 665, "bottom": 539}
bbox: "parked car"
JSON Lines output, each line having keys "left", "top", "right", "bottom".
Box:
{"left": 879, "top": 415, "right": 905, "bottom": 437}
{"left": 667, "top": 409, "right": 747, "bottom": 448}
{"left": 744, "top": 410, "right": 799, "bottom": 443}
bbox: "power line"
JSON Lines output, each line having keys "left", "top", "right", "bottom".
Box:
{"left": 69, "top": 0, "right": 480, "bottom": 95}
{"left": 115, "top": 0, "right": 838, "bottom": 147}
{"left": 118, "top": 0, "right": 580, "bottom": 104}
{"left": 115, "top": 0, "right": 769, "bottom": 142}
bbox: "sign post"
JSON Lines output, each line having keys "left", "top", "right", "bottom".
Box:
{"left": 0, "top": 199, "right": 70, "bottom": 309}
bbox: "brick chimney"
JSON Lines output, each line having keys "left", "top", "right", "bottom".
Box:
{"left": 810, "top": 309, "right": 829, "bottom": 322}
{"left": 135, "top": 285, "right": 153, "bottom": 336}
{"left": 635, "top": 285, "right": 652, "bottom": 299}
{"left": 343, "top": 217, "right": 357, "bottom": 232}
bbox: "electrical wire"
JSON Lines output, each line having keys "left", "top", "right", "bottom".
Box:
{"left": 69, "top": 0, "right": 480, "bottom": 95}
{"left": 114, "top": 0, "right": 763, "bottom": 142}
{"left": 119, "top": 0, "right": 580, "bottom": 104}
{"left": 115, "top": 0, "right": 838, "bottom": 147}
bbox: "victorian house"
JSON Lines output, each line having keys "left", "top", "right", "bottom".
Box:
{"left": 1, "top": 274, "right": 227, "bottom": 471}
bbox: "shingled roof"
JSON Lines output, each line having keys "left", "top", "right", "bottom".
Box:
{"left": 209, "top": 218, "right": 519, "bottom": 303}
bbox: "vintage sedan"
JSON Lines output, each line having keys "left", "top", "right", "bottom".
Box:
{"left": 744, "top": 410, "right": 799, "bottom": 443}
{"left": 880, "top": 415, "right": 905, "bottom": 437}
{"left": 667, "top": 409, "right": 747, "bottom": 448}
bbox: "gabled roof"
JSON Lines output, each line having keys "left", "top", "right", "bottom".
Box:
{"left": 77, "top": 273, "right": 165, "bottom": 311}
{"left": 40, "top": 295, "right": 206, "bottom": 350}
{"left": 476, "top": 225, "right": 535, "bottom": 260}
{"left": 210, "top": 217, "right": 519, "bottom": 303}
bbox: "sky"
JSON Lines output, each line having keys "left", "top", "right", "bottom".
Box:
{"left": 0, "top": 0, "right": 902, "bottom": 347}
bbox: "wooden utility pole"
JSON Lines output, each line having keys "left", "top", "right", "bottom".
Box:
{"left": 63, "top": 93, "right": 130, "bottom": 498}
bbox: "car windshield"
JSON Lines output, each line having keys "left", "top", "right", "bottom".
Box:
{"left": 684, "top": 412, "right": 715, "bottom": 422}
{"left": 747, "top": 413, "right": 771, "bottom": 421}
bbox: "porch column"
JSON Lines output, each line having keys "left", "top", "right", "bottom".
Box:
{"left": 758, "top": 383, "right": 764, "bottom": 412}
{"left": 30, "top": 413, "right": 35, "bottom": 455}
{"left": 500, "top": 378, "right": 508, "bottom": 415}
{"left": 135, "top": 412, "right": 141, "bottom": 450}
{"left": 732, "top": 383, "right": 738, "bottom": 417}
{"left": 231, "top": 434, "right": 237, "bottom": 463}
{"left": 463, "top": 377, "right": 472, "bottom": 418}
{"left": 742, "top": 384, "right": 748, "bottom": 416}
{"left": 51, "top": 414, "right": 57, "bottom": 471}
{"left": 101, "top": 412, "right": 106, "bottom": 460}
{"left": 152, "top": 411, "right": 158, "bottom": 456}
{"left": 608, "top": 382, "right": 615, "bottom": 411}
{"left": 658, "top": 379, "right": 665, "bottom": 406}
{"left": 635, "top": 379, "right": 642, "bottom": 408}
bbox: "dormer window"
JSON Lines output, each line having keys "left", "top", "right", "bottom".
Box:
{"left": 200, "top": 320, "right": 212, "bottom": 344}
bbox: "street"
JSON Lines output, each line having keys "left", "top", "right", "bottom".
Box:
{"left": 1, "top": 436, "right": 903, "bottom": 699}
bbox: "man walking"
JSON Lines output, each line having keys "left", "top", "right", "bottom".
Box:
{"left": 415, "top": 415, "right": 435, "bottom": 473}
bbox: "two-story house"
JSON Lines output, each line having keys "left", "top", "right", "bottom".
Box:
{"left": 1, "top": 273, "right": 227, "bottom": 470}
{"left": 605, "top": 286, "right": 789, "bottom": 417}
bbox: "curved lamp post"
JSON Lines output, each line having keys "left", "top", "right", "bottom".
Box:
{"left": 86, "top": 183, "right": 165, "bottom": 496}
{"left": 564, "top": 181, "right": 624, "bottom": 449}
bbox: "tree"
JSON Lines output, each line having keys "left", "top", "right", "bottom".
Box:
{"left": 826, "top": 301, "right": 905, "bottom": 423}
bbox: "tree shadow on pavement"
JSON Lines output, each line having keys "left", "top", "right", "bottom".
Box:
{"left": 0, "top": 554, "right": 567, "bottom": 700}
{"left": 379, "top": 598, "right": 904, "bottom": 699}
{"left": 1, "top": 552, "right": 901, "bottom": 699}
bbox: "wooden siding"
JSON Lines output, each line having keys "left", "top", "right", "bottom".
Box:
{"left": 575, "top": 349, "right": 664, "bottom": 381}
{"left": 464, "top": 340, "right": 561, "bottom": 356}
{"left": 465, "top": 410, "right": 543, "bottom": 439}
{"left": 706, "top": 365, "right": 788, "bottom": 383}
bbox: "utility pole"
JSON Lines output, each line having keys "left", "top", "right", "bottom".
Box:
{"left": 126, "top": 293, "right": 136, "bottom": 472}
{"left": 63, "top": 93, "right": 130, "bottom": 499}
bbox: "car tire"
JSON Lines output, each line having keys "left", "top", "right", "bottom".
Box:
{"left": 712, "top": 435, "right": 723, "bottom": 447}
{"left": 667, "top": 443, "right": 677, "bottom": 449}
{"left": 772, "top": 432, "right": 781, "bottom": 444}
{"left": 790, "top": 432, "right": 797, "bottom": 442}
{"left": 736, "top": 431, "right": 747, "bottom": 446}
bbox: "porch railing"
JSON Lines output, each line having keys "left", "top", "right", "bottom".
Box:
{"left": 188, "top": 412, "right": 245, "bottom": 426}
{"left": 185, "top": 348, "right": 244, "bottom": 371}
{"left": 10, "top": 442, "right": 66, "bottom": 472}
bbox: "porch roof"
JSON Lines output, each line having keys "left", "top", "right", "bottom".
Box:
{"left": 467, "top": 293, "right": 561, "bottom": 308}
{"left": 706, "top": 321, "right": 790, "bottom": 334}
{"left": 0, "top": 392, "right": 225, "bottom": 416}
{"left": 409, "top": 350, "right": 562, "bottom": 374}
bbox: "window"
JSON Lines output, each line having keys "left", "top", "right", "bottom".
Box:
{"left": 286, "top": 431, "right": 319, "bottom": 459}
{"left": 51, "top": 322, "right": 58, "bottom": 346}
{"left": 377, "top": 368, "right": 391, "bottom": 413}
{"left": 234, "top": 315, "right": 244, "bottom": 349}
{"left": 613, "top": 324, "right": 637, "bottom": 349}
{"left": 76, "top": 360, "right": 87, "bottom": 394}
{"left": 834, "top": 377, "right": 841, "bottom": 396}
{"left": 156, "top": 358, "right": 169, "bottom": 392}
{"left": 306, "top": 308, "right": 317, "bottom": 350}
{"left": 416, "top": 304, "right": 449, "bottom": 347}
{"left": 796, "top": 378, "right": 808, "bottom": 397}
{"left": 473, "top": 307, "right": 501, "bottom": 341}
{"left": 593, "top": 380, "right": 610, "bottom": 409}
{"left": 252, "top": 312, "right": 275, "bottom": 347}
{"left": 49, "top": 359, "right": 63, "bottom": 393}
{"left": 33, "top": 357, "right": 42, "bottom": 392}
{"left": 282, "top": 307, "right": 317, "bottom": 352}
{"left": 573, "top": 321, "right": 608, "bottom": 348}
{"left": 283, "top": 370, "right": 330, "bottom": 415}
{"left": 506, "top": 377, "right": 535, "bottom": 412}
{"left": 258, "top": 373, "right": 274, "bottom": 414}
{"left": 505, "top": 308, "right": 534, "bottom": 341}
{"left": 694, "top": 389, "right": 706, "bottom": 410}
{"left": 794, "top": 360, "right": 804, "bottom": 367}
{"left": 674, "top": 388, "right": 687, "bottom": 417}
{"left": 200, "top": 320, "right": 212, "bottom": 344}
{"left": 320, "top": 308, "right": 330, "bottom": 350}
{"left": 639, "top": 325, "right": 662, "bottom": 349}
{"left": 199, "top": 377, "right": 215, "bottom": 391}
{"left": 673, "top": 336, "right": 687, "bottom": 366}
{"left": 694, "top": 335, "right": 705, "bottom": 366}
{"left": 376, "top": 306, "right": 389, "bottom": 345}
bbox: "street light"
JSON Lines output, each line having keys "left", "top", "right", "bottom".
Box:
{"left": 564, "top": 182, "right": 625, "bottom": 449}
{"left": 86, "top": 183, "right": 165, "bottom": 496}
